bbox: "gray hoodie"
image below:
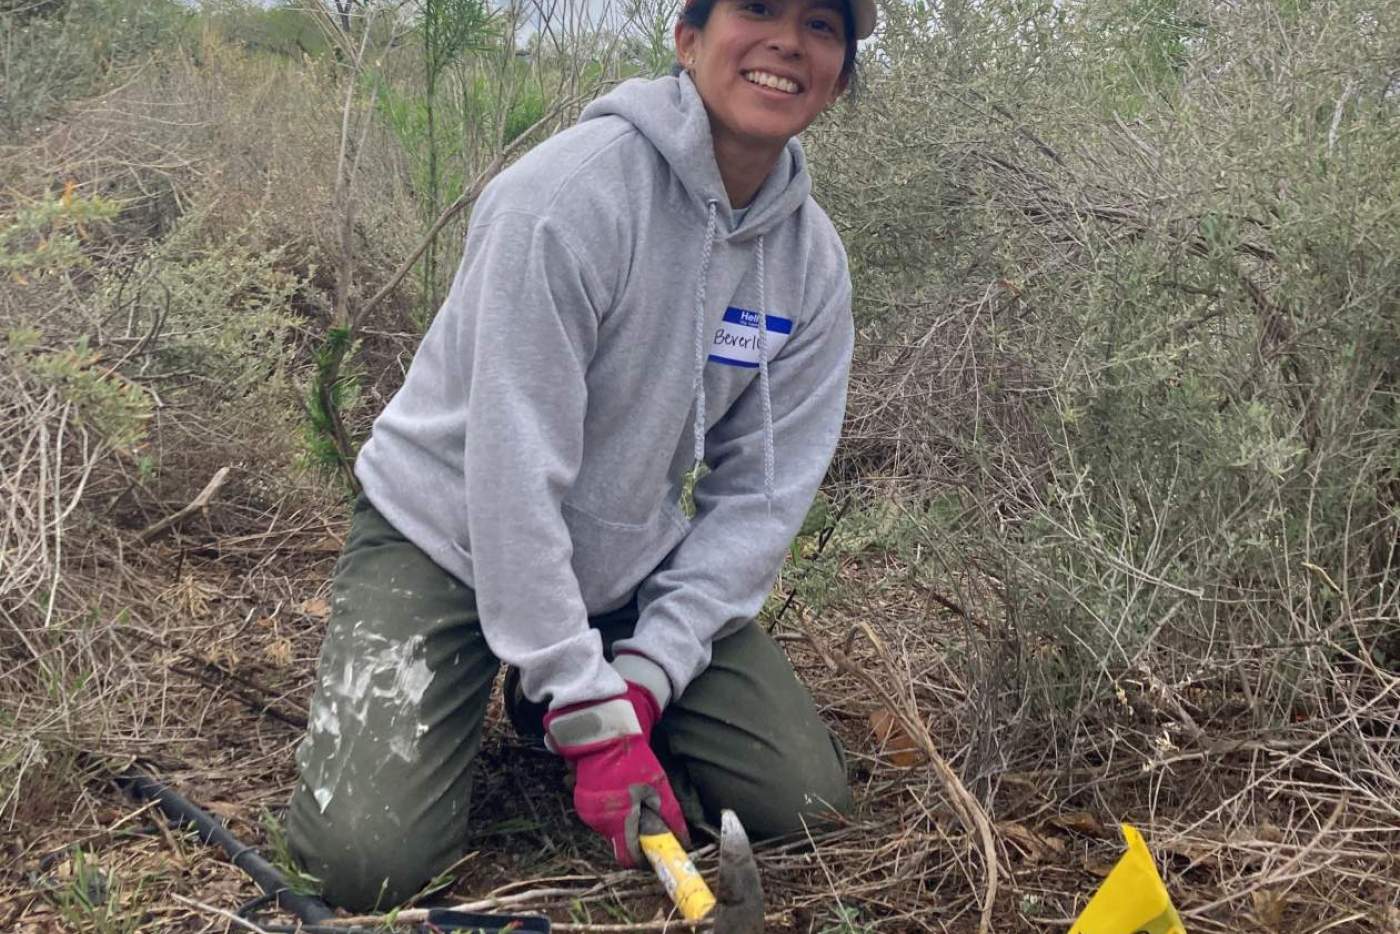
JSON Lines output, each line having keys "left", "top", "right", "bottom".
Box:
{"left": 354, "top": 73, "right": 854, "bottom": 712}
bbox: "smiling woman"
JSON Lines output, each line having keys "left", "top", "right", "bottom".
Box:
{"left": 677, "top": 0, "right": 870, "bottom": 206}
{"left": 285, "top": 0, "right": 878, "bottom": 912}
{"left": 679, "top": 0, "right": 869, "bottom": 80}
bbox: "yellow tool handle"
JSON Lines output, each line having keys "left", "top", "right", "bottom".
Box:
{"left": 639, "top": 828, "right": 716, "bottom": 921}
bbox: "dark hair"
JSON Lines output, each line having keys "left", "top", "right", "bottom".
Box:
{"left": 677, "top": 0, "right": 859, "bottom": 82}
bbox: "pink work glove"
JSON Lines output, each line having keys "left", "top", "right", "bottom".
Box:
{"left": 543, "top": 681, "right": 689, "bottom": 867}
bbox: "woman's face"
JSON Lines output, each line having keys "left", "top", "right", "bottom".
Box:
{"left": 676, "top": 0, "right": 850, "bottom": 154}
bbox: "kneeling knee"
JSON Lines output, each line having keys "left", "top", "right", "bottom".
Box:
{"left": 742, "top": 777, "right": 853, "bottom": 838}
{"left": 714, "top": 744, "right": 852, "bottom": 838}
{"left": 293, "top": 832, "right": 438, "bottom": 911}
{"left": 287, "top": 798, "right": 440, "bottom": 911}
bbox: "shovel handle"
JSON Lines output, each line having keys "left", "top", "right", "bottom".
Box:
{"left": 638, "top": 812, "right": 716, "bottom": 921}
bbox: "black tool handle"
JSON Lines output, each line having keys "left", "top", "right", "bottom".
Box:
{"left": 114, "top": 769, "right": 336, "bottom": 924}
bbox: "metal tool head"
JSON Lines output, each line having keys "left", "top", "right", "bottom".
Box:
{"left": 713, "top": 809, "right": 764, "bottom": 934}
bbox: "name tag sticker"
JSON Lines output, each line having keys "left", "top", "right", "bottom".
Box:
{"left": 708, "top": 307, "right": 793, "bottom": 368}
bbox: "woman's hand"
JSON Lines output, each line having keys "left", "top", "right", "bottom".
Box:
{"left": 544, "top": 682, "right": 690, "bottom": 866}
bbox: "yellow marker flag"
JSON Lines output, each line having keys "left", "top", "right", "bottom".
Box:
{"left": 1071, "top": 824, "right": 1186, "bottom": 934}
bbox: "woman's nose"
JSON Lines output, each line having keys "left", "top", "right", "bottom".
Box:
{"left": 767, "top": 17, "right": 804, "bottom": 56}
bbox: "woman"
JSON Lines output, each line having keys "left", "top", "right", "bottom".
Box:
{"left": 288, "top": 0, "right": 876, "bottom": 910}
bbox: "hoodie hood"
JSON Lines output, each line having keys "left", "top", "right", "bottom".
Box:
{"left": 580, "top": 73, "right": 812, "bottom": 240}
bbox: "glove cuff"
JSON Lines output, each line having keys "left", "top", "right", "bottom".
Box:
{"left": 544, "top": 697, "right": 641, "bottom": 754}
{"left": 612, "top": 651, "right": 672, "bottom": 711}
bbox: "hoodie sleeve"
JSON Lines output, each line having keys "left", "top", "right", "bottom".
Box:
{"left": 454, "top": 209, "right": 628, "bottom": 710}
{"left": 615, "top": 274, "right": 855, "bottom": 698}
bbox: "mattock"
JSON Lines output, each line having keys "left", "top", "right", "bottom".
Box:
{"left": 639, "top": 808, "right": 765, "bottom": 933}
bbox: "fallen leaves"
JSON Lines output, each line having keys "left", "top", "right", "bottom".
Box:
{"left": 869, "top": 706, "right": 927, "bottom": 768}
{"left": 298, "top": 596, "right": 331, "bottom": 620}
{"left": 201, "top": 643, "right": 240, "bottom": 668}
{"left": 1047, "top": 811, "right": 1108, "bottom": 839}
{"left": 307, "top": 534, "right": 344, "bottom": 553}
{"left": 263, "top": 638, "right": 294, "bottom": 668}
{"left": 159, "top": 574, "right": 219, "bottom": 618}
{"left": 998, "top": 821, "right": 1066, "bottom": 864}
{"left": 1373, "top": 906, "right": 1400, "bottom": 930}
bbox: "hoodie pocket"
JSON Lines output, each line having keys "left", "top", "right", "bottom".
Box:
{"left": 561, "top": 498, "right": 690, "bottom": 611}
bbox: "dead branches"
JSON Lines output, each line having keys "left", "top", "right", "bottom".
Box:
{"left": 0, "top": 367, "right": 104, "bottom": 646}
{"left": 135, "top": 466, "right": 230, "bottom": 543}
{"left": 797, "top": 618, "right": 1001, "bottom": 934}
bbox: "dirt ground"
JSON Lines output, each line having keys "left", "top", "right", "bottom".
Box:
{"left": 2, "top": 505, "right": 1398, "bottom": 933}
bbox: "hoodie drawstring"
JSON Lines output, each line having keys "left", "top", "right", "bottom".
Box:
{"left": 689, "top": 201, "right": 777, "bottom": 509}
{"left": 755, "top": 235, "right": 775, "bottom": 508}
{"left": 691, "top": 201, "right": 718, "bottom": 470}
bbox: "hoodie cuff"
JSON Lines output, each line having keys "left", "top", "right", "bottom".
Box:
{"left": 612, "top": 651, "right": 673, "bottom": 711}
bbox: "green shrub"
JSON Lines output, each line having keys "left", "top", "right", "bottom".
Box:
{"left": 119, "top": 210, "right": 302, "bottom": 392}
{"left": 13, "top": 338, "right": 153, "bottom": 450}
{"left": 2, "top": 189, "right": 151, "bottom": 449}
{"left": 811, "top": 0, "right": 1400, "bottom": 750}
{"left": 0, "top": 187, "right": 120, "bottom": 277}
{"left": 0, "top": 0, "right": 195, "bottom": 133}
{"left": 202, "top": 0, "right": 331, "bottom": 60}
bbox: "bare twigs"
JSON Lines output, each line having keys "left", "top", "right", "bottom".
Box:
{"left": 1, "top": 391, "right": 100, "bottom": 632}
{"left": 170, "top": 893, "right": 272, "bottom": 933}
{"left": 797, "top": 619, "right": 1001, "bottom": 934}
{"left": 327, "top": 884, "right": 668, "bottom": 927}
{"left": 0, "top": 364, "right": 121, "bottom": 822}
{"left": 334, "top": 915, "right": 715, "bottom": 933}
{"left": 547, "top": 923, "right": 712, "bottom": 932}
{"left": 135, "top": 466, "right": 231, "bottom": 543}
{"left": 311, "top": 4, "right": 394, "bottom": 491}
{"left": 328, "top": 12, "right": 382, "bottom": 332}
{"left": 1182, "top": 793, "right": 1350, "bottom": 919}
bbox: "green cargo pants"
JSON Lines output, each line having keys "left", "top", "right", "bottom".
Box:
{"left": 287, "top": 496, "right": 852, "bottom": 911}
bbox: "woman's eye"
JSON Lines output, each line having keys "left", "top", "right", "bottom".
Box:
{"left": 741, "top": 1, "right": 770, "bottom": 13}
{"left": 808, "top": 16, "right": 837, "bottom": 33}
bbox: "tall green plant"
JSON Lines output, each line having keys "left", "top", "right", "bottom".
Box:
{"left": 418, "top": 0, "right": 494, "bottom": 311}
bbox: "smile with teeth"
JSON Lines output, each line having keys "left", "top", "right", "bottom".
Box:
{"left": 743, "top": 70, "right": 800, "bottom": 94}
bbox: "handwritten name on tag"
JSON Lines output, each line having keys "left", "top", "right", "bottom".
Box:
{"left": 707, "top": 307, "right": 792, "bottom": 368}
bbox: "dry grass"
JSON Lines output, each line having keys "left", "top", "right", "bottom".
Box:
{"left": 4, "top": 508, "right": 1396, "bottom": 931}
{"left": 3, "top": 1, "right": 1399, "bottom": 931}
